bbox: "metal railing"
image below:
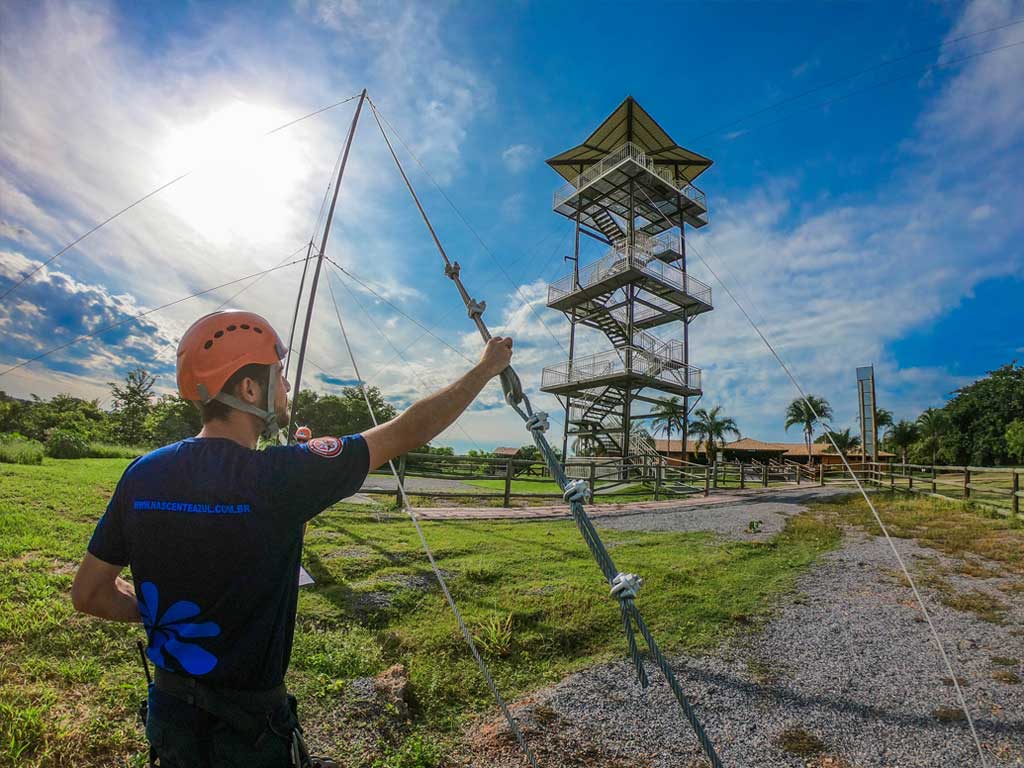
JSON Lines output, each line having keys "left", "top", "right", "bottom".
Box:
{"left": 542, "top": 346, "right": 700, "bottom": 391}
{"left": 547, "top": 232, "right": 712, "bottom": 308}
{"left": 553, "top": 141, "right": 708, "bottom": 212}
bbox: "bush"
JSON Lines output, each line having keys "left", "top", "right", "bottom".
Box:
{"left": 0, "top": 438, "right": 44, "bottom": 465}
{"left": 86, "top": 443, "right": 146, "bottom": 459}
{"left": 45, "top": 429, "right": 90, "bottom": 459}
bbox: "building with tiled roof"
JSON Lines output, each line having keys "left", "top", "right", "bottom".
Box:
{"left": 653, "top": 437, "right": 894, "bottom": 465}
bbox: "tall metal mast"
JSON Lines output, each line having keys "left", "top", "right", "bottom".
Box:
{"left": 287, "top": 88, "right": 367, "bottom": 433}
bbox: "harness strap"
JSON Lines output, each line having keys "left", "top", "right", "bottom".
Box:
{"left": 153, "top": 667, "right": 287, "bottom": 739}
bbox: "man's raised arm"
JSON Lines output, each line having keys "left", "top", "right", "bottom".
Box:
{"left": 362, "top": 336, "right": 513, "bottom": 470}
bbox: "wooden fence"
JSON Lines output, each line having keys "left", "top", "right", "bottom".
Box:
{"left": 814, "top": 461, "right": 1021, "bottom": 518}
{"left": 361, "top": 452, "right": 816, "bottom": 507}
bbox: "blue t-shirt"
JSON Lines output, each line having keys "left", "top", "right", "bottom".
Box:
{"left": 87, "top": 435, "right": 370, "bottom": 690}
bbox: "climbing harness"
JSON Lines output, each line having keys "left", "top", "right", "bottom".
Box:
{"left": 366, "top": 101, "right": 725, "bottom": 768}
{"left": 140, "top": 664, "right": 336, "bottom": 767}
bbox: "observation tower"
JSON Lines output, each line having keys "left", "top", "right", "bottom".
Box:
{"left": 539, "top": 97, "right": 714, "bottom": 471}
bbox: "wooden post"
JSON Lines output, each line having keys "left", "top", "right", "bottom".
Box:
{"left": 931, "top": 465, "right": 937, "bottom": 495}
{"left": 890, "top": 462, "right": 894, "bottom": 491}
{"left": 795, "top": 461, "right": 801, "bottom": 485}
{"left": 909, "top": 469, "right": 914, "bottom": 492}
{"left": 712, "top": 461, "right": 718, "bottom": 490}
{"left": 819, "top": 463, "right": 825, "bottom": 486}
{"left": 964, "top": 467, "right": 971, "bottom": 500}
{"left": 1012, "top": 470, "right": 1019, "bottom": 519}
{"left": 762, "top": 463, "right": 768, "bottom": 488}
{"left": 654, "top": 462, "right": 662, "bottom": 500}
{"left": 740, "top": 461, "right": 745, "bottom": 489}
{"left": 704, "top": 465, "right": 710, "bottom": 497}
{"left": 589, "top": 461, "right": 597, "bottom": 500}
{"left": 395, "top": 454, "right": 407, "bottom": 506}
{"left": 503, "top": 458, "right": 514, "bottom": 507}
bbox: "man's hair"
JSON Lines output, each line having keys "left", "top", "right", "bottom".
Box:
{"left": 197, "top": 363, "right": 271, "bottom": 423}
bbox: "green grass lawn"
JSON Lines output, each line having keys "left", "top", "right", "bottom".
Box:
{"left": 1, "top": 458, "right": 843, "bottom": 768}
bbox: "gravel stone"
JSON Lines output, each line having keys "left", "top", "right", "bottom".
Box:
{"left": 595, "top": 486, "right": 853, "bottom": 541}
{"left": 460, "top": 489, "right": 1024, "bottom": 767}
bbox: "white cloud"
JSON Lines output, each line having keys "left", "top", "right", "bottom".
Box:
{"left": 501, "top": 143, "right": 536, "bottom": 173}
{"left": 791, "top": 57, "right": 818, "bottom": 78}
{"left": 967, "top": 203, "right": 994, "bottom": 222}
{"left": 499, "top": 192, "right": 525, "bottom": 221}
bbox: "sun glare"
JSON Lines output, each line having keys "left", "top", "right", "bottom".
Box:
{"left": 159, "top": 101, "right": 310, "bottom": 247}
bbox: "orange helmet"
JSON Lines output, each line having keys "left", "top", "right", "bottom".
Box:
{"left": 176, "top": 310, "right": 286, "bottom": 403}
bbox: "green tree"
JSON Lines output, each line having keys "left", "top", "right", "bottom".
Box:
{"left": 291, "top": 385, "right": 398, "bottom": 438}
{"left": 784, "top": 395, "right": 833, "bottom": 464}
{"left": 7, "top": 392, "right": 109, "bottom": 442}
{"left": 823, "top": 427, "right": 861, "bottom": 455}
{"left": 1006, "top": 419, "right": 1024, "bottom": 464}
{"left": 916, "top": 407, "right": 949, "bottom": 466}
{"left": 941, "top": 363, "right": 1024, "bottom": 465}
{"left": 146, "top": 395, "right": 202, "bottom": 445}
{"left": 648, "top": 396, "right": 686, "bottom": 463}
{"left": 517, "top": 444, "right": 540, "bottom": 461}
{"left": 887, "top": 420, "right": 919, "bottom": 464}
{"left": 109, "top": 368, "right": 155, "bottom": 445}
{"left": 688, "top": 405, "right": 739, "bottom": 462}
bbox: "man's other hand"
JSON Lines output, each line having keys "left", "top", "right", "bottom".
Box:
{"left": 478, "top": 336, "right": 513, "bottom": 378}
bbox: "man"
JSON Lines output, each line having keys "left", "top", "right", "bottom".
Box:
{"left": 71, "top": 309, "right": 514, "bottom": 767}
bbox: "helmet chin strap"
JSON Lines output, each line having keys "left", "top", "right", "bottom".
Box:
{"left": 211, "top": 374, "right": 280, "bottom": 440}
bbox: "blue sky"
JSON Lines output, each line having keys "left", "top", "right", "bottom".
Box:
{"left": 1, "top": 0, "right": 1022, "bottom": 451}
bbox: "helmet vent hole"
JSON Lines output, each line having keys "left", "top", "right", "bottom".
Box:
{"left": 240, "top": 324, "right": 250, "bottom": 330}
{"left": 214, "top": 330, "right": 224, "bottom": 338}
{"left": 254, "top": 327, "right": 263, "bottom": 334}
{"left": 227, "top": 325, "right": 237, "bottom": 332}
{"left": 203, "top": 340, "right": 213, "bottom": 350}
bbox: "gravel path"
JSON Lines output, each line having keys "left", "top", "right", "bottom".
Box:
{"left": 458, "top": 492, "right": 1024, "bottom": 768}
{"left": 596, "top": 486, "right": 853, "bottom": 541}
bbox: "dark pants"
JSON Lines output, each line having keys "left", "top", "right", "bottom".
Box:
{"left": 146, "top": 685, "right": 293, "bottom": 768}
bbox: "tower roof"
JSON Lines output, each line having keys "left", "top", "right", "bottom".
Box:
{"left": 546, "top": 96, "right": 713, "bottom": 184}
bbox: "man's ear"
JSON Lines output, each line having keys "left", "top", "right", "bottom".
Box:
{"left": 238, "top": 376, "right": 260, "bottom": 405}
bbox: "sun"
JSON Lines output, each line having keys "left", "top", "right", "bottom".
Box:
{"left": 158, "top": 101, "right": 311, "bottom": 247}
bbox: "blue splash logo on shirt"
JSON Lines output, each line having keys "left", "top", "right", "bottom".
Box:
{"left": 138, "top": 581, "right": 221, "bottom": 675}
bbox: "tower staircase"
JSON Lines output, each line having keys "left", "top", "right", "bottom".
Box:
{"left": 540, "top": 97, "right": 715, "bottom": 491}
{"left": 592, "top": 208, "right": 625, "bottom": 242}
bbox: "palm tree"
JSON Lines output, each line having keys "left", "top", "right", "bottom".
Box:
{"left": 916, "top": 408, "right": 948, "bottom": 466}
{"left": 887, "top": 420, "right": 919, "bottom": 464}
{"left": 688, "top": 405, "right": 740, "bottom": 463}
{"left": 875, "top": 408, "right": 894, "bottom": 432}
{"left": 823, "top": 427, "right": 861, "bottom": 455}
{"left": 784, "top": 395, "right": 833, "bottom": 464}
{"left": 648, "top": 396, "right": 686, "bottom": 465}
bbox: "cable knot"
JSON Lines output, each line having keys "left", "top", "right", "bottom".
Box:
{"left": 610, "top": 572, "right": 643, "bottom": 601}
{"left": 444, "top": 261, "right": 461, "bottom": 280}
{"left": 467, "top": 299, "right": 486, "bottom": 319}
{"left": 524, "top": 411, "right": 549, "bottom": 434}
{"left": 562, "top": 479, "right": 591, "bottom": 505}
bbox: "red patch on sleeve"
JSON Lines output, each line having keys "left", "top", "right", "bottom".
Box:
{"left": 308, "top": 436, "right": 343, "bottom": 458}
